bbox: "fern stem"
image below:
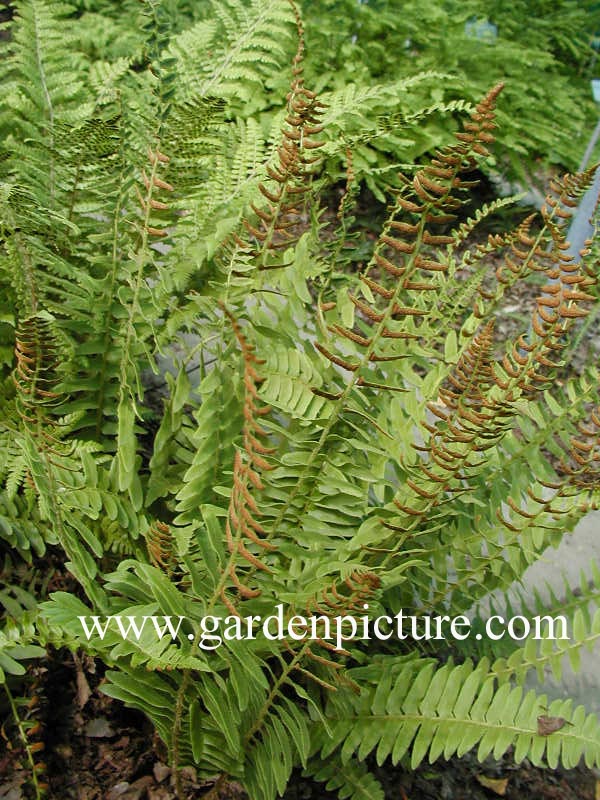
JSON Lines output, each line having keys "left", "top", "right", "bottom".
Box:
{"left": 278, "top": 188, "right": 437, "bottom": 531}
{"left": 170, "top": 264, "right": 238, "bottom": 784}
{"left": 12, "top": 231, "right": 38, "bottom": 315}
{"left": 262, "top": 206, "right": 403, "bottom": 541}
{"left": 94, "top": 100, "right": 127, "bottom": 439}
{"left": 94, "top": 186, "right": 125, "bottom": 439}
{"left": 491, "top": 627, "right": 600, "bottom": 684}
{"left": 4, "top": 682, "right": 43, "bottom": 800}
{"left": 243, "top": 643, "right": 308, "bottom": 745}
{"left": 171, "top": 671, "right": 190, "bottom": 799}
{"left": 66, "top": 153, "right": 83, "bottom": 225}
{"left": 200, "top": 774, "right": 229, "bottom": 800}
{"left": 32, "top": 1, "right": 55, "bottom": 206}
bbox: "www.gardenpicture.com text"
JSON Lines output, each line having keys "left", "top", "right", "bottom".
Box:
{"left": 77, "top": 604, "right": 569, "bottom": 652}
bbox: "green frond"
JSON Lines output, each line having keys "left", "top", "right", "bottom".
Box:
{"left": 169, "top": 0, "right": 295, "bottom": 104}
{"left": 471, "top": 560, "right": 600, "bottom": 686}
{"left": 102, "top": 667, "right": 186, "bottom": 753}
{"left": 303, "top": 756, "right": 385, "bottom": 800}
{"left": 0, "top": 629, "right": 45, "bottom": 684}
{"left": 174, "top": 367, "right": 243, "bottom": 524}
{"left": 321, "top": 659, "right": 600, "bottom": 771}
{"left": 259, "top": 343, "right": 332, "bottom": 420}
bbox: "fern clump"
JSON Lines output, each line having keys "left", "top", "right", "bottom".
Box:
{"left": 2, "top": 2, "right": 600, "bottom": 799}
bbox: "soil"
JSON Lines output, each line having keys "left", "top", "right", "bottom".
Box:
{"left": 1, "top": 651, "right": 598, "bottom": 800}
{"left": 287, "top": 758, "right": 599, "bottom": 800}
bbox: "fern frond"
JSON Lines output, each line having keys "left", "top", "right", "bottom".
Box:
{"left": 304, "top": 756, "right": 384, "bottom": 800}
{"left": 383, "top": 324, "right": 512, "bottom": 540}
{"left": 145, "top": 520, "right": 177, "bottom": 576}
{"left": 321, "top": 659, "right": 600, "bottom": 771}
{"left": 168, "top": 0, "right": 294, "bottom": 103}
{"left": 241, "top": 5, "right": 326, "bottom": 266}
{"left": 496, "top": 167, "right": 597, "bottom": 398}
{"left": 174, "top": 367, "right": 243, "bottom": 524}
{"left": 12, "top": 312, "right": 72, "bottom": 474}
{"left": 316, "top": 83, "right": 505, "bottom": 392}
{"left": 471, "top": 559, "right": 600, "bottom": 686}
{"left": 220, "top": 306, "right": 275, "bottom": 608}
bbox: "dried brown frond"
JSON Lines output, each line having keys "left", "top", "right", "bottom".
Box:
{"left": 13, "top": 314, "right": 65, "bottom": 456}
{"left": 219, "top": 305, "right": 275, "bottom": 608}
{"left": 138, "top": 146, "right": 173, "bottom": 239}
{"left": 146, "top": 521, "right": 176, "bottom": 577}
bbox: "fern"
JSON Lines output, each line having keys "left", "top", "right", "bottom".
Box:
{"left": 169, "top": 0, "right": 295, "bottom": 105}
{"left": 304, "top": 757, "right": 385, "bottom": 800}
{"left": 2, "top": 3, "right": 600, "bottom": 799}
{"left": 318, "top": 658, "right": 600, "bottom": 771}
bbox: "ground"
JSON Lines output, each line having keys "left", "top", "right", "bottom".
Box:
{"left": 1, "top": 649, "right": 599, "bottom": 800}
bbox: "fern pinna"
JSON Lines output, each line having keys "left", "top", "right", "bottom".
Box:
{"left": 2, "top": 2, "right": 600, "bottom": 799}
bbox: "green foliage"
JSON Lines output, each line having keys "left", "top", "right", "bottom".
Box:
{"left": 5, "top": 0, "right": 596, "bottom": 195}
{"left": 300, "top": 0, "right": 600, "bottom": 186}
{"left": 2, "top": 2, "right": 600, "bottom": 799}
{"left": 320, "top": 658, "right": 600, "bottom": 770}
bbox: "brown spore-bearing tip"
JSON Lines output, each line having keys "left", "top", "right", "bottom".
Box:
{"left": 146, "top": 520, "right": 176, "bottom": 575}
{"left": 559, "top": 405, "right": 600, "bottom": 489}
{"left": 217, "top": 305, "right": 276, "bottom": 613}
{"left": 241, "top": 0, "right": 327, "bottom": 261}
{"left": 472, "top": 81, "right": 505, "bottom": 120}
{"left": 306, "top": 571, "right": 382, "bottom": 619}
{"left": 487, "top": 81, "right": 505, "bottom": 103}
{"left": 451, "top": 81, "right": 505, "bottom": 160}
{"left": 433, "top": 319, "right": 497, "bottom": 418}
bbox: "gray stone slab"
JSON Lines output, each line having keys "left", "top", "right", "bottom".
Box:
{"left": 479, "top": 512, "right": 600, "bottom": 713}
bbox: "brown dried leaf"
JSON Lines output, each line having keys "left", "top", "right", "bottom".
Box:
{"left": 153, "top": 762, "right": 171, "bottom": 783}
{"left": 106, "top": 783, "right": 131, "bottom": 800}
{"left": 476, "top": 774, "right": 508, "bottom": 796}
{"left": 148, "top": 789, "right": 173, "bottom": 800}
{"left": 537, "top": 714, "right": 567, "bottom": 735}
{"left": 84, "top": 717, "right": 114, "bottom": 738}
{"left": 75, "top": 661, "right": 92, "bottom": 709}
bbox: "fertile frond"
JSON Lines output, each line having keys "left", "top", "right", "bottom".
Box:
{"left": 241, "top": 5, "right": 326, "bottom": 265}
{"left": 145, "top": 520, "right": 177, "bottom": 577}
{"left": 315, "top": 83, "right": 505, "bottom": 395}
{"left": 13, "top": 312, "right": 63, "bottom": 454}
{"left": 220, "top": 306, "right": 275, "bottom": 609}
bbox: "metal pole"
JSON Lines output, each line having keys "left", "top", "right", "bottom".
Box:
{"left": 578, "top": 117, "right": 600, "bottom": 172}
{"left": 564, "top": 81, "right": 600, "bottom": 265}
{"left": 563, "top": 164, "right": 600, "bottom": 264}
{"left": 524, "top": 105, "right": 600, "bottom": 348}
